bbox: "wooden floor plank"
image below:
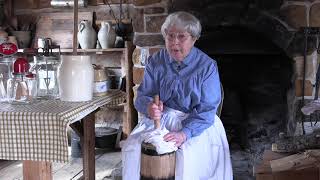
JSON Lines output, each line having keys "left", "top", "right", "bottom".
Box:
{"left": 53, "top": 158, "right": 84, "bottom": 180}
{"left": 0, "top": 160, "right": 18, "bottom": 171}
{"left": 95, "top": 151, "right": 121, "bottom": 180}
{"left": 0, "top": 160, "right": 23, "bottom": 180}
{"left": 0, "top": 149, "right": 121, "bottom": 180}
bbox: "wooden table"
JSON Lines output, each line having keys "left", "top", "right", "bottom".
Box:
{"left": 0, "top": 90, "right": 125, "bottom": 180}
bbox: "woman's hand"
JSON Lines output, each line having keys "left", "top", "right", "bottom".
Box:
{"left": 147, "top": 100, "right": 163, "bottom": 120}
{"left": 164, "top": 131, "right": 187, "bottom": 147}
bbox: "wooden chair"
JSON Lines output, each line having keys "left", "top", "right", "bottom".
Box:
{"left": 216, "top": 83, "right": 224, "bottom": 117}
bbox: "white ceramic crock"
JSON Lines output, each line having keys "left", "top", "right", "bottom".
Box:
{"left": 58, "top": 55, "right": 94, "bottom": 102}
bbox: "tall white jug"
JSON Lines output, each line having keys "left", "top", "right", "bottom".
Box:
{"left": 78, "top": 20, "right": 97, "bottom": 49}
{"left": 98, "top": 21, "right": 116, "bottom": 49}
{"left": 58, "top": 55, "right": 94, "bottom": 102}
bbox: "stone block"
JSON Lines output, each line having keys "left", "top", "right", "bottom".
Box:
{"left": 133, "top": 0, "right": 161, "bottom": 6}
{"left": 145, "top": 15, "right": 167, "bottom": 33}
{"left": 132, "top": 47, "right": 149, "bottom": 66}
{"left": 133, "top": 67, "right": 145, "bottom": 85}
{"left": 293, "top": 51, "right": 318, "bottom": 84}
{"left": 132, "top": 48, "right": 141, "bottom": 66}
{"left": 280, "top": 4, "right": 307, "bottom": 29}
{"left": 295, "top": 79, "right": 313, "bottom": 97}
{"left": 134, "top": 34, "right": 164, "bottom": 46}
{"left": 131, "top": 8, "right": 144, "bottom": 33}
{"left": 95, "top": 5, "right": 121, "bottom": 21}
{"left": 310, "top": 3, "right": 320, "bottom": 27}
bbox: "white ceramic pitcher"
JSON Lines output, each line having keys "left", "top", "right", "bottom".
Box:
{"left": 98, "top": 21, "right": 116, "bottom": 49}
{"left": 77, "top": 20, "right": 97, "bottom": 49}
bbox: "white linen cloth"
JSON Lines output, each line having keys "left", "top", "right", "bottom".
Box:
{"left": 140, "top": 128, "right": 177, "bottom": 154}
{"left": 121, "top": 107, "right": 233, "bottom": 180}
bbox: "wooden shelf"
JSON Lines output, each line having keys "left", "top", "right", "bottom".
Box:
{"left": 65, "top": 48, "right": 125, "bottom": 54}
{"left": 72, "top": 48, "right": 125, "bottom": 52}
{"left": 18, "top": 48, "right": 126, "bottom": 54}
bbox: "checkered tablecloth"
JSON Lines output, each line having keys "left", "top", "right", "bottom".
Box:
{"left": 0, "top": 90, "right": 126, "bottom": 163}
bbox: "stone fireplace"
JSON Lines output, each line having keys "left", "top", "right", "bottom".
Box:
{"left": 130, "top": 0, "right": 320, "bottom": 179}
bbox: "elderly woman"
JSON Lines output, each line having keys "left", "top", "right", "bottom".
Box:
{"left": 121, "top": 11, "right": 233, "bottom": 180}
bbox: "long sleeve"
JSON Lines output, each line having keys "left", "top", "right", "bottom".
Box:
{"left": 134, "top": 56, "right": 158, "bottom": 115}
{"left": 181, "top": 63, "right": 221, "bottom": 139}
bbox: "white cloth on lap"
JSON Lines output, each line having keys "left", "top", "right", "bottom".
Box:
{"left": 141, "top": 128, "right": 177, "bottom": 154}
{"left": 121, "top": 107, "right": 233, "bottom": 180}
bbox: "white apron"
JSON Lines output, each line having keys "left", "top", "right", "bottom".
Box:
{"left": 121, "top": 107, "right": 233, "bottom": 180}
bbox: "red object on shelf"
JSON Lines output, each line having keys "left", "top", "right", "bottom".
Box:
{"left": 13, "top": 57, "right": 29, "bottom": 74}
{"left": 0, "top": 43, "right": 18, "bottom": 56}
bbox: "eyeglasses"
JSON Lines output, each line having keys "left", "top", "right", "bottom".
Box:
{"left": 165, "top": 32, "right": 191, "bottom": 42}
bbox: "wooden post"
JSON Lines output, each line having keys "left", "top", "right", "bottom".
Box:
{"left": 70, "top": 111, "right": 97, "bottom": 180}
{"left": 23, "top": 161, "right": 52, "bottom": 180}
{"left": 82, "top": 112, "right": 96, "bottom": 180}
{"left": 73, "top": 0, "right": 78, "bottom": 55}
{"left": 123, "top": 41, "right": 138, "bottom": 139}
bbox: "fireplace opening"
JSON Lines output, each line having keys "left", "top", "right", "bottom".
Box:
{"left": 217, "top": 54, "right": 292, "bottom": 149}
{"left": 195, "top": 26, "right": 293, "bottom": 179}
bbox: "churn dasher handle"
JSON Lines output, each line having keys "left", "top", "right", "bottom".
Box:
{"left": 154, "top": 95, "right": 160, "bottom": 129}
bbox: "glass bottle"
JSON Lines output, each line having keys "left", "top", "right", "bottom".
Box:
{"left": 6, "top": 57, "right": 31, "bottom": 103}
{"left": 0, "top": 73, "right": 6, "bottom": 101}
{"left": 0, "top": 57, "right": 13, "bottom": 102}
{"left": 7, "top": 74, "right": 29, "bottom": 103}
{"left": 25, "top": 73, "right": 37, "bottom": 102}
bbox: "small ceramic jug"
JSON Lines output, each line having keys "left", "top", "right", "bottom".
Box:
{"left": 77, "top": 20, "right": 97, "bottom": 49}
{"left": 98, "top": 21, "right": 116, "bottom": 49}
{"left": 93, "top": 65, "right": 109, "bottom": 96}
